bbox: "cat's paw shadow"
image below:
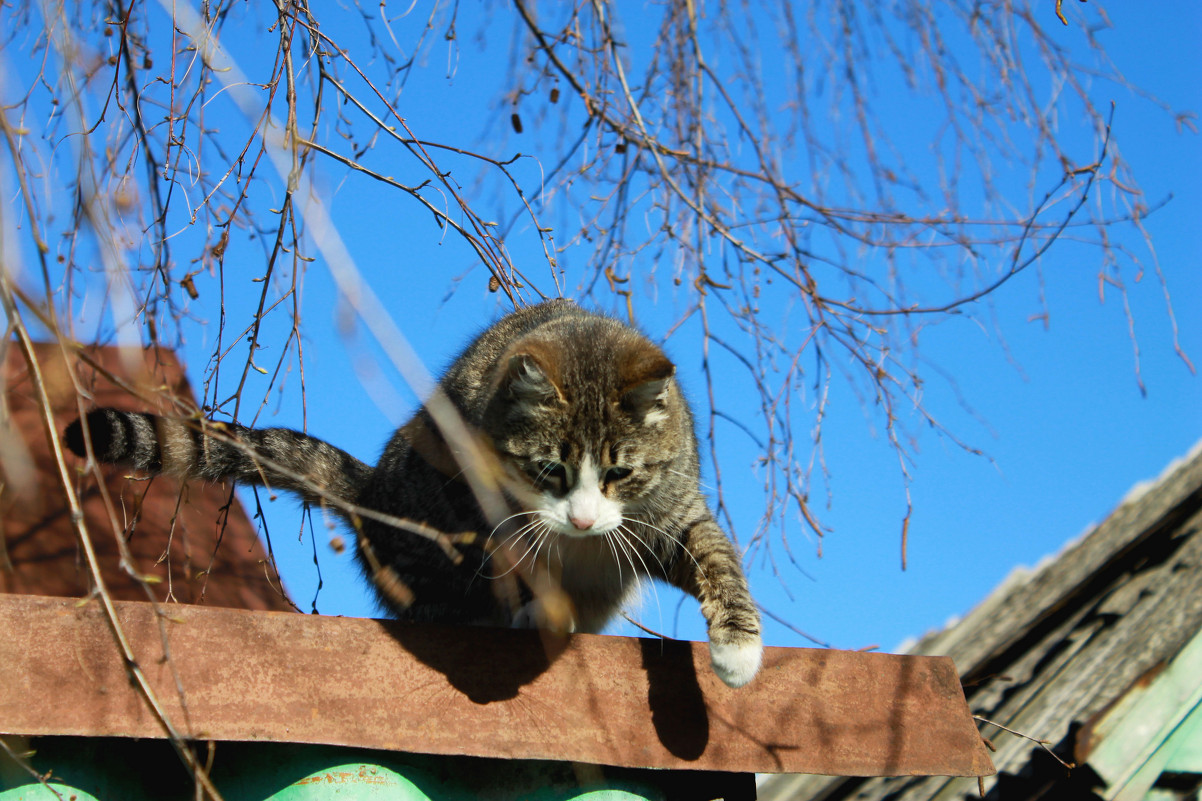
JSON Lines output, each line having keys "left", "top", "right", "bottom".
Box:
{"left": 639, "top": 638, "right": 710, "bottom": 761}
{"left": 385, "top": 620, "right": 568, "bottom": 705}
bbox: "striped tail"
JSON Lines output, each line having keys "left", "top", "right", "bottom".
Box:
{"left": 64, "top": 409, "right": 372, "bottom": 516}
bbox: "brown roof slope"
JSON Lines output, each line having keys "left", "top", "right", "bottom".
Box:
{"left": 760, "top": 440, "right": 1202, "bottom": 801}
{"left": 1, "top": 342, "right": 294, "bottom": 612}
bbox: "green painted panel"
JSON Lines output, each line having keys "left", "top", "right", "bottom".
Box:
{"left": 265, "top": 762, "right": 431, "bottom": 800}
{"left": 1, "top": 738, "right": 754, "bottom": 800}
{"left": 211, "top": 745, "right": 666, "bottom": 801}
{"left": 0, "top": 784, "right": 102, "bottom": 801}
{"left": 1142, "top": 791, "right": 1178, "bottom": 801}
{"left": 1162, "top": 702, "right": 1202, "bottom": 773}
{"left": 1091, "top": 630, "right": 1202, "bottom": 801}
{"left": 1101, "top": 698, "right": 1202, "bottom": 800}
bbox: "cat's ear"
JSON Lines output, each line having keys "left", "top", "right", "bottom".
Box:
{"left": 620, "top": 351, "right": 675, "bottom": 423}
{"left": 503, "top": 351, "right": 563, "bottom": 406}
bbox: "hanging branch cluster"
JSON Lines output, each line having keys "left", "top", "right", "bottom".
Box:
{"left": 498, "top": 0, "right": 1187, "bottom": 560}
{"left": 0, "top": 0, "right": 1186, "bottom": 622}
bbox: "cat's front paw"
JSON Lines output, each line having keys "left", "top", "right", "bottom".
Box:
{"left": 709, "top": 633, "right": 763, "bottom": 688}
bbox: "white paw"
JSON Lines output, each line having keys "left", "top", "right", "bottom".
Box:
{"left": 709, "top": 635, "right": 763, "bottom": 688}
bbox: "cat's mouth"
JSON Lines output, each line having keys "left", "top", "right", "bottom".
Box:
{"left": 541, "top": 515, "right": 620, "bottom": 538}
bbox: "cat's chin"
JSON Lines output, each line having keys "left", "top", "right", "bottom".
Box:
{"left": 709, "top": 636, "right": 763, "bottom": 688}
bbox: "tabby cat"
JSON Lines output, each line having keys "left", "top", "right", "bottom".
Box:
{"left": 65, "top": 300, "right": 762, "bottom": 687}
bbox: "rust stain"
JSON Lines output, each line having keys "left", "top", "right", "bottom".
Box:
{"left": 1075, "top": 659, "right": 1168, "bottom": 763}
{"left": 296, "top": 768, "right": 396, "bottom": 786}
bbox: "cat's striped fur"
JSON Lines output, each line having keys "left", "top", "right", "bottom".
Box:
{"left": 66, "top": 300, "right": 762, "bottom": 687}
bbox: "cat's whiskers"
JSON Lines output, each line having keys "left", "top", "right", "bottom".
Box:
{"left": 599, "top": 529, "right": 627, "bottom": 584}
{"left": 612, "top": 522, "right": 666, "bottom": 634}
{"left": 552, "top": 526, "right": 565, "bottom": 566}
{"left": 624, "top": 513, "right": 705, "bottom": 574}
{"left": 484, "top": 511, "right": 540, "bottom": 557}
{"left": 662, "top": 467, "right": 714, "bottom": 492}
{"left": 486, "top": 510, "right": 541, "bottom": 540}
{"left": 515, "top": 521, "right": 555, "bottom": 571}
{"left": 615, "top": 520, "right": 668, "bottom": 576}
{"left": 486, "top": 515, "right": 551, "bottom": 580}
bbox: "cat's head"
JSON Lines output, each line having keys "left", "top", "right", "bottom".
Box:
{"left": 483, "top": 321, "right": 690, "bottom": 538}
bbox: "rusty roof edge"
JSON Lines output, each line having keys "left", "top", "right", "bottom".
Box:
{"left": 0, "top": 593, "right": 995, "bottom": 778}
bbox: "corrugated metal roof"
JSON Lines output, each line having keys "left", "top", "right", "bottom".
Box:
{"left": 760, "top": 440, "right": 1202, "bottom": 801}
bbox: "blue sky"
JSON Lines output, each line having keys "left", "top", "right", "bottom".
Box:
{"left": 4, "top": 1, "right": 1199, "bottom": 653}
{"left": 232, "top": 1, "right": 1200, "bottom": 651}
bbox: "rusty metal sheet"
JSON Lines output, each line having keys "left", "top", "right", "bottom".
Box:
{"left": 0, "top": 343, "right": 293, "bottom": 612}
{"left": 0, "top": 593, "right": 994, "bottom": 777}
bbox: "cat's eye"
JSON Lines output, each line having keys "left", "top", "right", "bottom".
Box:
{"left": 605, "top": 466, "right": 633, "bottom": 483}
{"left": 531, "top": 460, "right": 568, "bottom": 489}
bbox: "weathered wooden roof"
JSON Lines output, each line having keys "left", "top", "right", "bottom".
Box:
{"left": 761, "top": 440, "right": 1202, "bottom": 801}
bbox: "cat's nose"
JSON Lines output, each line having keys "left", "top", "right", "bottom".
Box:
{"left": 569, "top": 514, "right": 595, "bottom": 531}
